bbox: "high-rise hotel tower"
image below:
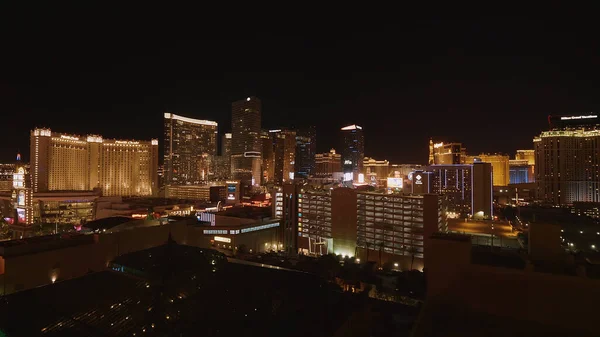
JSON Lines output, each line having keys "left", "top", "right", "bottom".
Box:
{"left": 534, "top": 114, "right": 600, "bottom": 205}
{"left": 164, "top": 113, "right": 218, "bottom": 184}
{"left": 30, "top": 128, "right": 158, "bottom": 196}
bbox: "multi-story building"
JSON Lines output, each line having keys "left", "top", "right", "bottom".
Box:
{"left": 260, "top": 130, "right": 274, "bottom": 184}
{"left": 269, "top": 129, "right": 296, "bottom": 184}
{"left": 363, "top": 157, "right": 390, "bottom": 184}
{"left": 356, "top": 192, "right": 447, "bottom": 269}
{"left": 431, "top": 142, "right": 466, "bottom": 165}
{"left": 315, "top": 149, "right": 342, "bottom": 178}
{"left": 534, "top": 114, "right": 600, "bottom": 205}
{"left": 163, "top": 113, "right": 218, "bottom": 185}
{"left": 295, "top": 126, "right": 316, "bottom": 179}
{"left": 164, "top": 184, "right": 226, "bottom": 202}
{"left": 340, "top": 125, "right": 364, "bottom": 182}
{"left": 421, "top": 162, "right": 493, "bottom": 219}
{"left": 281, "top": 185, "right": 447, "bottom": 270}
{"left": 30, "top": 128, "right": 158, "bottom": 196}
{"left": 515, "top": 149, "right": 535, "bottom": 165}
{"left": 231, "top": 97, "right": 262, "bottom": 193}
{"left": 465, "top": 153, "right": 510, "bottom": 186}
{"left": 509, "top": 159, "right": 534, "bottom": 184}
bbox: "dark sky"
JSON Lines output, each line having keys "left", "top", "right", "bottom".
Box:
{"left": 2, "top": 16, "right": 599, "bottom": 164}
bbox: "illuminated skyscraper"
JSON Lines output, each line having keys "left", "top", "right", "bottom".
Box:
{"left": 30, "top": 128, "right": 158, "bottom": 196}
{"left": 261, "top": 130, "right": 274, "bottom": 183}
{"left": 163, "top": 113, "right": 218, "bottom": 184}
{"left": 340, "top": 124, "right": 364, "bottom": 182}
{"left": 231, "top": 97, "right": 262, "bottom": 192}
{"left": 534, "top": 114, "right": 600, "bottom": 204}
{"left": 295, "top": 126, "right": 316, "bottom": 179}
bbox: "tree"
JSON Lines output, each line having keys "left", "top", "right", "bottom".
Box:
{"left": 378, "top": 241, "right": 384, "bottom": 268}
{"left": 405, "top": 246, "right": 418, "bottom": 270}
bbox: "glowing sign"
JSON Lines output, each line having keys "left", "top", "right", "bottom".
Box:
{"left": 151, "top": 139, "right": 159, "bottom": 145}
{"left": 343, "top": 172, "right": 353, "bottom": 181}
{"left": 16, "top": 208, "right": 26, "bottom": 223}
{"left": 289, "top": 172, "right": 294, "bottom": 180}
{"left": 358, "top": 173, "right": 365, "bottom": 183}
{"left": 415, "top": 174, "right": 423, "bottom": 185}
{"left": 17, "top": 191, "right": 25, "bottom": 206}
{"left": 225, "top": 133, "right": 232, "bottom": 139}
{"left": 60, "top": 135, "right": 79, "bottom": 141}
{"left": 560, "top": 115, "right": 597, "bottom": 120}
{"left": 344, "top": 160, "right": 352, "bottom": 165}
{"left": 387, "top": 177, "right": 403, "bottom": 188}
{"left": 214, "top": 236, "right": 231, "bottom": 243}
{"left": 433, "top": 142, "right": 444, "bottom": 148}
{"left": 115, "top": 140, "right": 140, "bottom": 145}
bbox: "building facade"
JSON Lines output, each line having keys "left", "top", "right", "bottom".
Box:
{"left": 315, "top": 149, "right": 342, "bottom": 178}
{"left": 423, "top": 163, "right": 493, "bottom": 219}
{"left": 432, "top": 142, "right": 466, "bottom": 165}
{"left": 279, "top": 184, "right": 447, "bottom": 269}
{"left": 534, "top": 114, "right": 600, "bottom": 205}
{"left": 163, "top": 113, "right": 218, "bottom": 185}
{"left": 363, "top": 157, "right": 390, "bottom": 185}
{"left": 295, "top": 126, "right": 316, "bottom": 179}
{"left": 231, "top": 97, "right": 262, "bottom": 193}
{"left": 340, "top": 125, "right": 364, "bottom": 182}
{"left": 465, "top": 153, "right": 510, "bottom": 186}
{"left": 30, "top": 128, "right": 158, "bottom": 196}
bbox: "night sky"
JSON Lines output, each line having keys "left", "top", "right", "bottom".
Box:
{"left": 2, "top": 16, "right": 599, "bottom": 164}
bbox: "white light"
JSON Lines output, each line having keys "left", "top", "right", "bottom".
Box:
{"left": 356, "top": 258, "right": 360, "bottom": 263}
{"left": 433, "top": 142, "right": 444, "bottom": 148}
{"left": 247, "top": 97, "right": 251, "bottom": 101}
{"left": 151, "top": 139, "right": 158, "bottom": 146}
{"left": 358, "top": 173, "right": 365, "bottom": 183}
{"left": 592, "top": 245, "right": 596, "bottom": 249}
{"left": 164, "top": 113, "right": 218, "bottom": 126}
{"left": 394, "top": 263, "right": 399, "bottom": 267}
{"left": 341, "top": 124, "right": 362, "bottom": 130}
{"left": 214, "top": 236, "right": 231, "bottom": 243}
{"left": 225, "top": 133, "right": 232, "bottom": 139}
{"left": 580, "top": 231, "right": 584, "bottom": 234}
{"left": 560, "top": 115, "right": 597, "bottom": 120}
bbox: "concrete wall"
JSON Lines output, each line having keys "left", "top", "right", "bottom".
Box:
{"left": 331, "top": 188, "right": 357, "bottom": 256}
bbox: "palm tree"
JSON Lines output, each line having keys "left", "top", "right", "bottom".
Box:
{"left": 405, "top": 245, "right": 418, "bottom": 270}
{"left": 378, "top": 241, "right": 384, "bottom": 268}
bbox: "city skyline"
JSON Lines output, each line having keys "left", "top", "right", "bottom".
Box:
{"left": 4, "top": 18, "right": 600, "bottom": 164}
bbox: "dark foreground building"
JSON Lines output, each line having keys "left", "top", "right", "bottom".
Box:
{"left": 0, "top": 238, "right": 358, "bottom": 337}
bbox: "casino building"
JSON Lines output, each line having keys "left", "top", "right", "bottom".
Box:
{"left": 30, "top": 128, "right": 158, "bottom": 196}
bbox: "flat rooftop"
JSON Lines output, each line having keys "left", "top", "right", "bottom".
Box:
{"left": 0, "top": 233, "right": 95, "bottom": 257}
{"left": 0, "top": 243, "right": 356, "bottom": 337}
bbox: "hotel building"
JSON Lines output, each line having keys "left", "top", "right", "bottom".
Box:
{"left": 340, "top": 125, "right": 364, "bottom": 182}
{"left": 231, "top": 97, "right": 262, "bottom": 193}
{"left": 465, "top": 153, "right": 510, "bottom": 186}
{"left": 30, "top": 128, "right": 158, "bottom": 197}
{"left": 295, "top": 126, "right": 316, "bottom": 179}
{"left": 534, "top": 114, "right": 600, "bottom": 205}
{"left": 315, "top": 149, "right": 342, "bottom": 178}
{"left": 163, "top": 113, "right": 218, "bottom": 184}
{"left": 430, "top": 142, "right": 466, "bottom": 165}
{"left": 363, "top": 157, "right": 390, "bottom": 185}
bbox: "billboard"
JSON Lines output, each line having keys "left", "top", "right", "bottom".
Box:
{"left": 16, "top": 208, "right": 26, "bottom": 223}
{"left": 387, "top": 177, "right": 403, "bottom": 189}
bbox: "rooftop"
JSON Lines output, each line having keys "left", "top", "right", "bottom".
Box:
{"left": 0, "top": 233, "right": 95, "bottom": 257}
{"left": 0, "top": 242, "right": 355, "bottom": 337}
